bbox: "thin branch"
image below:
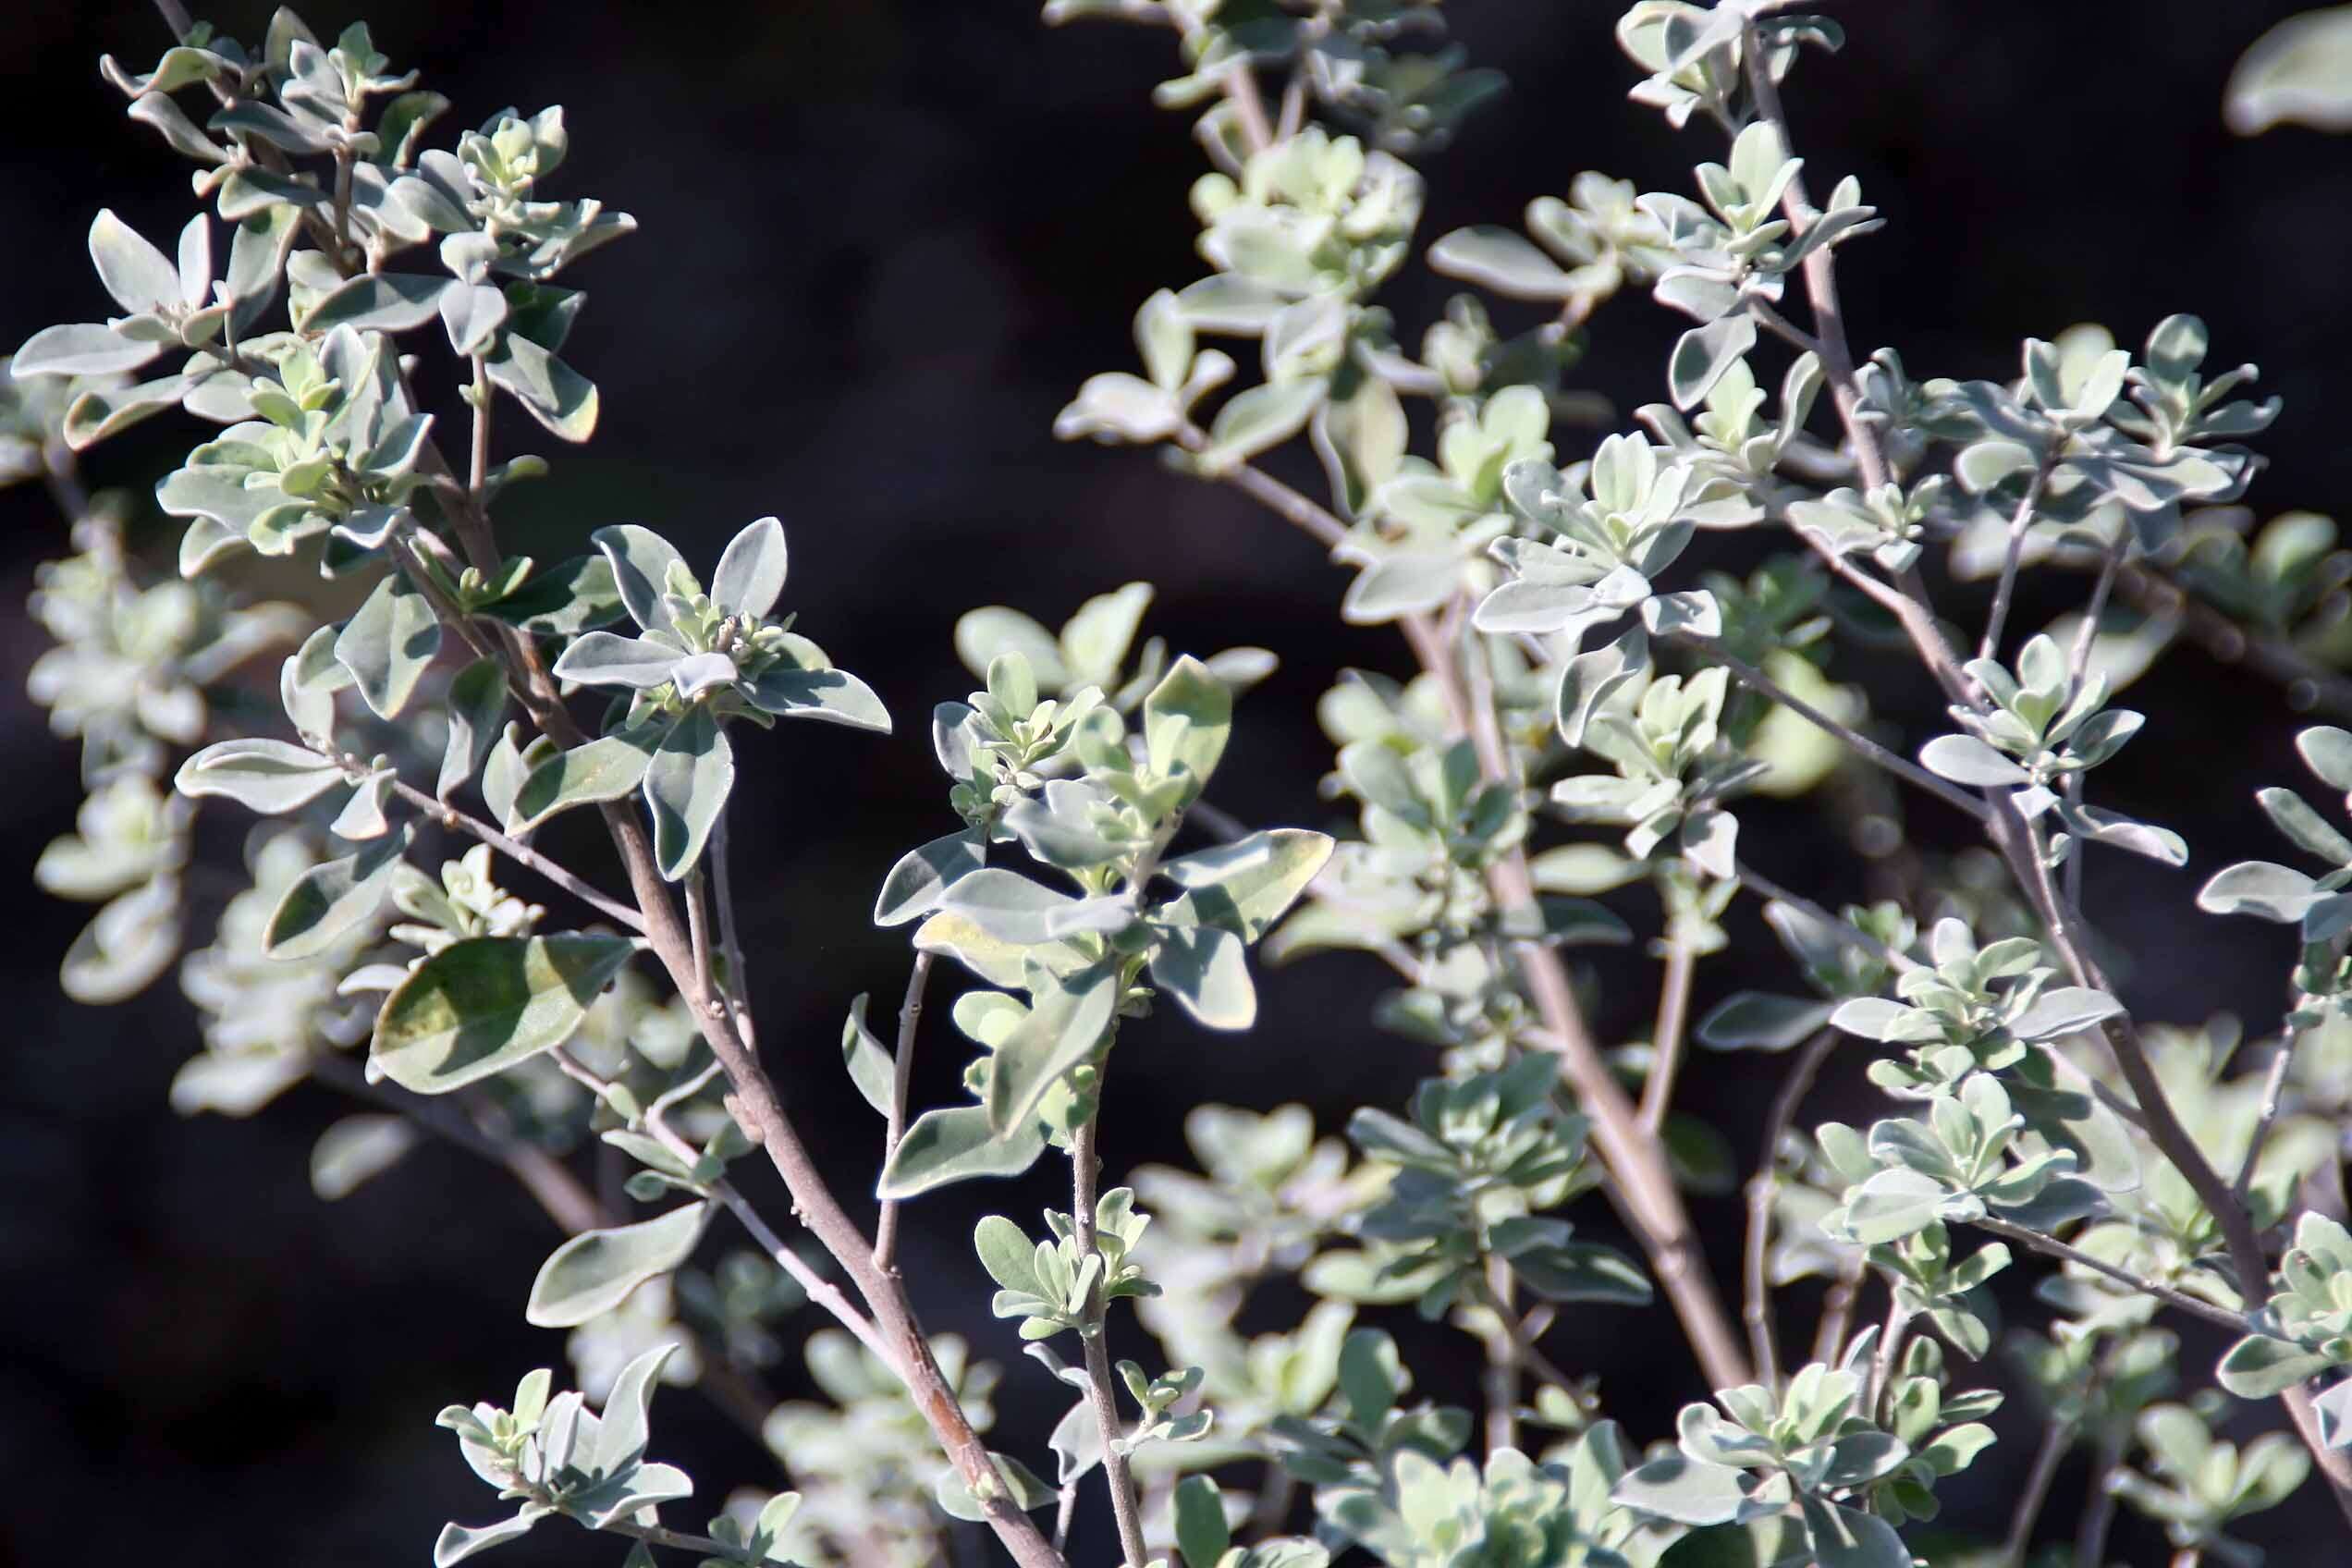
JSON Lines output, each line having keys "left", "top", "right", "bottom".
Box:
{"left": 1733, "top": 859, "right": 1918, "bottom": 974}
{"left": 468, "top": 352, "right": 493, "bottom": 500}
{"left": 872, "top": 949, "right": 934, "bottom": 1272}
{"left": 1072, "top": 1112, "right": 1150, "bottom": 1568}
{"left": 1481, "top": 1256, "right": 1519, "bottom": 1456}
{"left": 1185, "top": 428, "right": 1752, "bottom": 1389}
{"left": 1968, "top": 1216, "right": 2249, "bottom": 1331}
{"left": 1671, "top": 631, "right": 1989, "bottom": 822}
{"left": 1736, "top": 16, "right": 2352, "bottom": 1513}
{"left": 1638, "top": 935, "right": 1697, "bottom": 1133}
{"left": 1812, "top": 1252, "right": 1866, "bottom": 1365}
{"left": 383, "top": 777, "right": 646, "bottom": 932}
{"left": 712, "top": 1180, "right": 896, "bottom": 1368}
{"left": 2076, "top": 1432, "right": 2124, "bottom": 1568}
{"left": 2001, "top": 1419, "right": 2076, "bottom": 1568}
{"left": 1739, "top": 20, "right": 1887, "bottom": 494}
{"left": 1746, "top": 294, "right": 1824, "bottom": 357}
{"left": 2234, "top": 1028, "right": 2302, "bottom": 1208}
{"left": 1745, "top": 1029, "right": 1841, "bottom": 1390}
{"left": 1469, "top": 1272, "right": 1588, "bottom": 1407}
{"left": 1868, "top": 1300, "right": 1910, "bottom": 1421}
{"left": 711, "top": 810, "right": 756, "bottom": 1045}
{"left": 1979, "top": 466, "right": 2052, "bottom": 663}
{"left": 2114, "top": 561, "right": 2352, "bottom": 723}
{"left": 685, "top": 864, "right": 716, "bottom": 991}
{"left": 1175, "top": 422, "right": 1349, "bottom": 548}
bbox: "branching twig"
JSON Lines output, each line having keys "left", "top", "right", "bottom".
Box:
{"left": 1638, "top": 935, "right": 1697, "bottom": 1133}
{"left": 1072, "top": 1112, "right": 1150, "bottom": 1568}
{"left": 1968, "top": 1215, "right": 2248, "bottom": 1332}
{"left": 1744, "top": 1029, "right": 1840, "bottom": 1390}
{"left": 1733, "top": 859, "right": 1918, "bottom": 974}
{"left": 1670, "top": 631, "right": 1989, "bottom": 823}
{"left": 384, "top": 777, "right": 646, "bottom": 932}
{"left": 1186, "top": 418, "right": 1752, "bottom": 1391}
{"left": 2002, "top": 1419, "right": 2076, "bottom": 1568}
{"left": 2233, "top": 1028, "right": 2302, "bottom": 1209}
{"left": 872, "top": 949, "right": 934, "bottom": 1273}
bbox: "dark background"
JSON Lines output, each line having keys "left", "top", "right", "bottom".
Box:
{"left": 4, "top": 1, "right": 2349, "bottom": 1562}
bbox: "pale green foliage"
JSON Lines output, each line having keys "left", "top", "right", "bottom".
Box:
{"left": 18, "top": 2, "right": 2352, "bottom": 1566}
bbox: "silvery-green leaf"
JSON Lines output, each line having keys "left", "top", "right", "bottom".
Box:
{"left": 486, "top": 331, "right": 596, "bottom": 441}
{"left": 840, "top": 993, "right": 896, "bottom": 1116}
{"left": 525, "top": 1204, "right": 708, "bottom": 1328}
{"left": 60, "top": 877, "right": 180, "bottom": 1005}
{"left": 1834, "top": 1001, "right": 1947, "bottom": 1048}
{"left": 12, "top": 322, "right": 163, "bottom": 378}
{"left": 371, "top": 933, "right": 637, "bottom": 1094}
{"left": 89, "top": 208, "right": 178, "bottom": 314}
{"left": 513, "top": 728, "right": 660, "bottom": 829}
{"left": 553, "top": 631, "right": 682, "bottom": 690}
{"left": 438, "top": 659, "right": 508, "bottom": 800}
{"left": 1954, "top": 438, "right": 2038, "bottom": 493}
{"left": 2216, "top": 1333, "right": 2336, "bottom": 1399}
{"left": 1145, "top": 655, "right": 1231, "bottom": 799}
{"left": 1427, "top": 226, "right": 1578, "bottom": 299}
{"left": 956, "top": 608, "right": 1067, "bottom": 689}
{"left": 1157, "top": 828, "right": 1334, "bottom": 941}
{"left": 742, "top": 664, "right": 891, "bottom": 731}
{"left": 1342, "top": 551, "right": 1462, "bottom": 625}
{"left": 2008, "top": 986, "right": 2123, "bottom": 1041}
{"left": 1149, "top": 923, "right": 1256, "bottom": 1029}
{"left": 875, "top": 827, "right": 986, "bottom": 926}
{"left": 1513, "top": 1241, "right": 1652, "bottom": 1304}
{"left": 479, "top": 555, "right": 625, "bottom": 636}
{"left": 1842, "top": 1167, "right": 1947, "bottom": 1244}
{"left": 265, "top": 827, "right": 408, "bottom": 959}
{"left": 712, "top": 515, "right": 789, "bottom": 619}
{"left": 309, "top": 1113, "right": 417, "bottom": 1201}
{"left": 934, "top": 1452, "right": 1056, "bottom": 1522}
{"left": 1697, "top": 992, "right": 1833, "bottom": 1051}
{"left": 1798, "top": 1497, "right": 1911, "bottom": 1568}
{"left": 644, "top": 707, "right": 734, "bottom": 881}
{"left": 226, "top": 204, "right": 299, "bottom": 334}
{"left": 336, "top": 574, "right": 442, "bottom": 719}
{"left": 176, "top": 738, "right": 344, "bottom": 814}
{"left": 1919, "top": 733, "right": 2027, "bottom": 787}
{"left": 1060, "top": 582, "right": 1154, "bottom": 688}
{"left": 1557, "top": 627, "right": 1649, "bottom": 747}
{"left": 433, "top": 1511, "right": 546, "bottom": 1567}
{"left": 1054, "top": 372, "right": 1182, "bottom": 443}
{"left": 974, "top": 1214, "right": 1042, "bottom": 1294}
{"left": 62, "top": 373, "right": 194, "bottom": 449}
{"left": 877, "top": 1104, "right": 1047, "bottom": 1197}
{"left": 986, "top": 963, "right": 1120, "bottom": 1133}
{"left": 439, "top": 281, "right": 508, "bottom": 356}
{"left": 1175, "top": 274, "right": 1288, "bottom": 333}
{"left": 2227, "top": 6, "right": 2352, "bottom": 133}
{"left": 2297, "top": 725, "right": 2352, "bottom": 793}
{"left": 1613, "top": 1454, "right": 1749, "bottom": 1526}
{"left": 914, "top": 912, "right": 1035, "bottom": 988}
{"left": 1669, "top": 314, "right": 1757, "bottom": 410}
{"left": 2197, "top": 860, "right": 2321, "bottom": 923}
{"left": 300, "top": 273, "right": 448, "bottom": 333}
{"left": 1644, "top": 590, "right": 1721, "bottom": 639}
{"left": 669, "top": 651, "right": 738, "bottom": 701}
{"left": 1196, "top": 380, "right": 1324, "bottom": 473}
{"left": 1171, "top": 1476, "right": 1229, "bottom": 1568}
{"left": 1004, "top": 786, "right": 1129, "bottom": 871}
{"left": 2257, "top": 788, "right": 2352, "bottom": 864}
{"left": 591, "top": 1341, "right": 681, "bottom": 1477}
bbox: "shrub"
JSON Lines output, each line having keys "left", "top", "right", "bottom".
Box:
{"left": 15, "top": 3, "right": 2352, "bottom": 1564}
